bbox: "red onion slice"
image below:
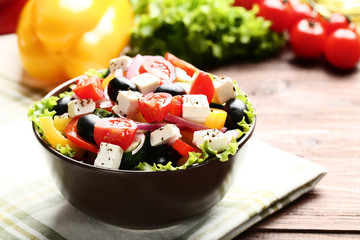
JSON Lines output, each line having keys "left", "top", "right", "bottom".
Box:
{"left": 224, "top": 129, "right": 241, "bottom": 143}
{"left": 136, "top": 122, "right": 186, "bottom": 131}
{"left": 130, "top": 133, "right": 146, "bottom": 155}
{"left": 164, "top": 113, "right": 209, "bottom": 131}
{"left": 126, "top": 54, "right": 145, "bottom": 79}
{"left": 125, "top": 55, "right": 165, "bottom": 79}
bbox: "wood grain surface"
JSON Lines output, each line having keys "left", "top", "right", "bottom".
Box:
{"left": 212, "top": 47, "right": 360, "bottom": 239}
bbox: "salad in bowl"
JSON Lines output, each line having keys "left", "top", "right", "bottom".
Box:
{"left": 28, "top": 52, "right": 256, "bottom": 228}
{"left": 29, "top": 52, "right": 255, "bottom": 172}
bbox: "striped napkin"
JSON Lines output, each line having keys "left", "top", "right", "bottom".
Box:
{"left": 0, "top": 34, "right": 327, "bottom": 240}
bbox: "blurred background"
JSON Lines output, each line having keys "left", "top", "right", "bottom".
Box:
{"left": 1, "top": 0, "right": 360, "bottom": 89}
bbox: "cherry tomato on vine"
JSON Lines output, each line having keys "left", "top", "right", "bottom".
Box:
{"left": 287, "top": 1, "right": 314, "bottom": 31}
{"left": 324, "top": 28, "right": 360, "bottom": 70}
{"left": 257, "top": 0, "right": 292, "bottom": 33}
{"left": 233, "top": 0, "right": 260, "bottom": 10}
{"left": 321, "top": 12, "right": 350, "bottom": 35}
{"left": 290, "top": 19, "right": 326, "bottom": 59}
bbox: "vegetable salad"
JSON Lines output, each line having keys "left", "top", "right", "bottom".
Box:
{"left": 28, "top": 53, "right": 255, "bottom": 171}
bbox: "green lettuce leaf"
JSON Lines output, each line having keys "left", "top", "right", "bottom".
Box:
{"left": 28, "top": 96, "right": 58, "bottom": 136}
{"left": 135, "top": 138, "right": 239, "bottom": 171}
{"left": 85, "top": 68, "right": 110, "bottom": 79}
{"left": 56, "top": 144, "right": 76, "bottom": 158}
{"left": 28, "top": 90, "right": 73, "bottom": 136}
{"left": 129, "top": 0, "right": 285, "bottom": 67}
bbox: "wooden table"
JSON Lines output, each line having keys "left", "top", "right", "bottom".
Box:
{"left": 211, "top": 48, "right": 360, "bottom": 239}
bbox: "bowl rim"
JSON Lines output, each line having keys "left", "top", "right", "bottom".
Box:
{"left": 32, "top": 77, "right": 256, "bottom": 175}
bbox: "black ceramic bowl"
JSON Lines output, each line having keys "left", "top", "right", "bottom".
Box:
{"left": 32, "top": 78, "right": 256, "bottom": 229}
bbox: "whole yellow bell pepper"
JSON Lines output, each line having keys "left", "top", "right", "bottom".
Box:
{"left": 17, "top": 0, "right": 134, "bottom": 87}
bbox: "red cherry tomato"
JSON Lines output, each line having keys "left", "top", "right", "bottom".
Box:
{"left": 169, "top": 95, "right": 183, "bottom": 117}
{"left": 93, "top": 117, "right": 137, "bottom": 150}
{"left": 73, "top": 76, "right": 104, "bottom": 101}
{"left": 322, "top": 12, "right": 350, "bottom": 35}
{"left": 324, "top": 28, "right": 360, "bottom": 70}
{"left": 287, "top": 1, "right": 314, "bottom": 31}
{"left": 348, "top": 22, "right": 358, "bottom": 33}
{"left": 257, "top": 0, "right": 292, "bottom": 33}
{"left": 233, "top": 0, "right": 260, "bottom": 10}
{"left": 65, "top": 117, "right": 99, "bottom": 153}
{"left": 138, "top": 92, "right": 173, "bottom": 123}
{"left": 139, "top": 57, "right": 176, "bottom": 84}
{"left": 188, "top": 71, "right": 214, "bottom": 103}
{"left": 164, "top": 52, "right": 199, "bottom": 77}
{"left": 290, "top": 19, "right": 326, "bottom": 59}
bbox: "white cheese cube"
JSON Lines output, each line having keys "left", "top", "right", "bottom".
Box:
{"left": 150, "top": 124, "right": 182, "bottom": 146}
{"left": 94, "top": 142, "right": 123, "bottom": 170}
{"left": 67, "top": 99, "right": 95, "bottom": 118}
{"left": 213, "top": 76, "right": 237, "bottom": 104}
{"left": 114, "top": 68, "right": 124, "bottom": 78}
{"left": 109, "top": 56, "right": 133, "bottom": 73}
{"left": 112, "top": 90, "right": 143, "bottom": 118}
{"left": 131, "top": 73, "right": 160, "bottom": 94}
{"left": 175, "top": 67, "right": 193, "bottom": 82}
{"left": 192, "top": 129, "right": 228, "bottom": 152}
{"left": 182, "top": 94, "right": 211, "bottom": 124}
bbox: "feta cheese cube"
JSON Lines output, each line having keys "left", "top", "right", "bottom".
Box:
{"left": 94, "top": 142, "right": 123, "bottom": 170}
{"left": 150, "top": 124, "right": 182, "bottom": 146}
{"left": 213, "top": 76, "right": 237, "bottom": 104}
{"left": 112, "top": 90, "right": 143, "bottom": 118}
{"left": 193, "top": 129, "right": 228, "bottom": 152}
{"left": 109, "top": 56, "right": 133, "bottom": 73}
{"left": 175, "top": 67, "right": 193, "bottom": 82}
{"left": 131, "top": 73, "right": 160, "bottom": 94}
{"left": 67, "top": 99, "right": 95, "bottom": 118}
{"left": 182, "top": 94, "right": 211, "bottom": 124}
{"left": 114, "top": 68, "right": 124, "bottom": 78}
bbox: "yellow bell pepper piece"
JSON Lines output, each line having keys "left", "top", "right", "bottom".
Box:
{"left": 17, "top": 0, "right": 134, "bottom": 87}
{"left": 205, "top": 108, "right": 227, "bottom": 129}
{"left": 39, "top": 116, "right": 79, "bottom": 151}
{"left": 53, "top": 115, "right": 72, "bottom": 134}
{"left": 101, "top": 73, "right": 114, "bottom": 90}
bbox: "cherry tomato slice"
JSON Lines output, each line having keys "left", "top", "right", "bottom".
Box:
{"left": 164, "top": 52, "right": 199, "bottom": 77}
{"left": 93, "top": 117, "right": 137, "bottom": 150}
{"left": 73, "top": 75, "right": 104, "bottom": 101}
{"left": 138, "top": 92, "right": 173, "bottom": 123}
{"left": 172, "top": 139, "right": 197, "bottom": 157}
{"left": 65, "top": 117, "right": 100, "bottom": 153}
{"left": 139, "top": 57, "right": 176, "bottom": 84}
{"left": 169, "top": 95, "right": 183, "bottom": 117}
{"left": 189, "top": 71, "right": 214, "bottom": 103}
